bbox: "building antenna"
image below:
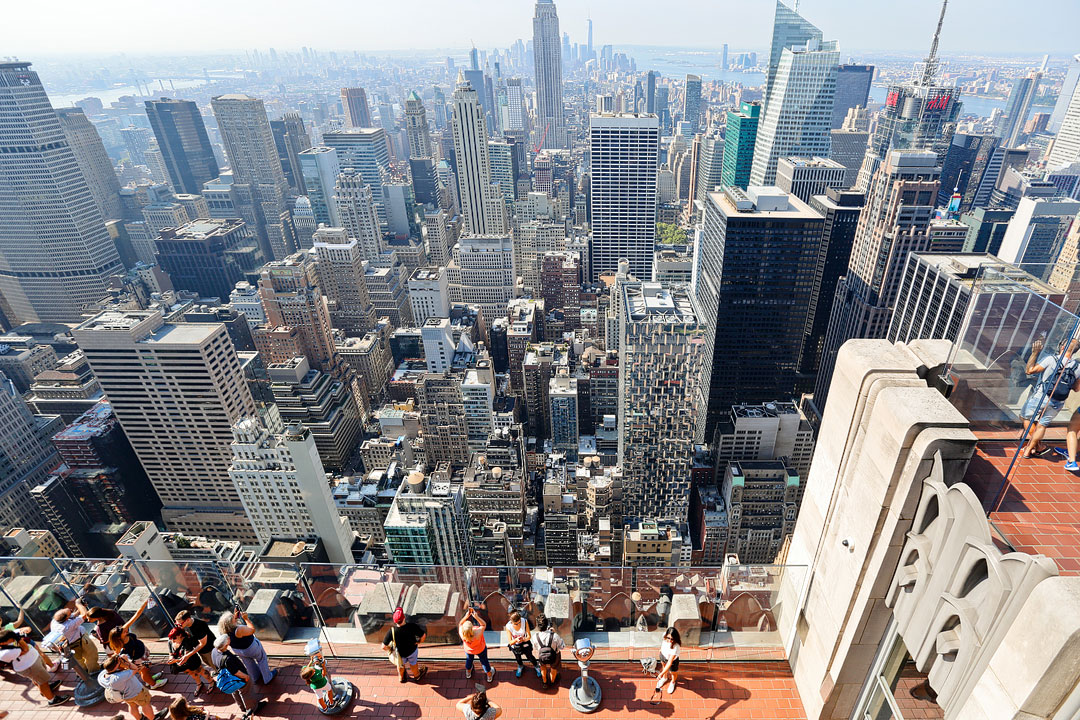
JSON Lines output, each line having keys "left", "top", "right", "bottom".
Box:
{"left": 920, "top": 0, "right": 949, "bottom": 86}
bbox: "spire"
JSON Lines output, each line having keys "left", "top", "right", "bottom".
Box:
{"left": 920, "top": 0, "right": 948, "bottom": 86}
{"left": 456, "top": 69, "right": 468, "bottom": 88}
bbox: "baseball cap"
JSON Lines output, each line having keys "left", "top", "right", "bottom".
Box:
{"left": 392, "top": 607, "right": 405, "bottom": 624}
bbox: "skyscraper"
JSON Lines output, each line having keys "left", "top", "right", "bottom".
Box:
{"left": 55, "top": 108, "right": 122, "bottom": 222}
{"left": 323, "top": 127, "right": 392, "bottom": 227}
{"left": 533, "top": 0, "right": 565, "bottom": 149}
{"left": 229, "top": 416, "right": 354, "bottom": 564}
{"left": 298, "top": 146, "right": 341, "bottom": 227}
{"left": 617, "top": 277, "right": 705, "bottom": 525}
{"left": 156, "top": 218, "right": 262, "bottom": 301}
{"left": 0, "top": 373, "right": 58, "bottom": 531}
{"left": 211, "top": 94, "right": 292, "bottom": 260}
{"left": 720, "top": 101, "right": 761, "bottom": 189}
{"left": 1049, "top": 54, "right": 1080, "bottom": 134}
{"left": 682, "top": 74, "right": 702, "bottom": 132}
{"left": 451, "top": 74, "right": 507, "bottom": 236}
{"left": 831, "top": 64, "right": 874, "bottom": 128}
{"left": 589, "top": 113, "right": 660, "bottom": 280}
{"left": 764, "top": 1, "right": 824, "bottom": 102}
{"left": 646, "top": 71, "right": 657, "bottom": 114}
{"left": 750, "top": 38, "right": 839, "bottom": 187}
{"left": 341, "top": 87, "right": 373, "bottom": 128}
{"left": 695, "top": 187, "right": 824, "bottom": 436}
{"left": 998, "top": 71, "right": 1041, "bottom": 147}
{"left": 145, "top": 98, "right": 219, "bottom": 195}
{"left": 505, "top": 78, "right": 526, "bottom": 132}
{"left": 0, "top": 61, "right": 123, "bottom": 324}
{"left": 73, "top": 310, "right": 258, "bottom": 541}
{"left": 855, "top": 1, "right": 961, "bottom": 190}
{"left": 270, "top": 112, "right": 312, "bottom": 195}
{"left": 405, "top": 91, "right": 433, "bottom": 159}
{"left": 1047, "top": 62, "right": 1080, "bottom": 169}
{"left": 775, "top": 157, "right": 846, "bottom": 203}
{"left": 817, "top": 151, "right": 940, "bottom": 409}
{"left": 937, "top": 132, "right": 999, "bottom": 209}
{"left": 254, "top": 253, "right": 338, "bottom": 373}
{"left": 333, "top": 172, "right": 383, "bottom": 261}
{"left": 313, "top": 225, "right": 376, "bottom": 335}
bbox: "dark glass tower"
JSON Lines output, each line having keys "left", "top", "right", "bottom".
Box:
{"left": 145, "top": 98, "right": 220, "bottom": 194}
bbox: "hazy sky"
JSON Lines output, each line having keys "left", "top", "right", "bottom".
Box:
{"left": 5, "top": 0, "right": 1077, "bottom": 58}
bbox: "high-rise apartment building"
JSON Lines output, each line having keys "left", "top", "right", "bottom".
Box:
{"left": 723, "top": 459, "right": 801, "bottom": 563}
{"left": 404, "top": 91, "right": 433, "bottom": 160}
{"left": 145, "top": 98, "right": 220, "bottom": 196}
{"left": 0, "top": 61, "right": 123, "bottom": 324}
{"left": 696, "top": 187, "right": 824, "bottom": 437}
{"left": 408, "top": 266, "right": 450, "bottom": 325}
{"left": 447, "top": 234, "right": 516, "bottom": 320}
{"left": 720, "top": 102, "right": 760, "bottom": 190}
{"left": 55, "top": 108, "right": 122, "bottom": 221}
{"left": 451, "top": 75, "right": 507, "bottom": 235}
{"left": 750, "top": 38, "right": 839, "bottom": 187}
{"left": 617, "top": 278, "right": 705, "bottom": 525}
{"left": 831, "top": 64, "right": 874, "bottom": 128}
{"left": 0, "top": 374, "right": 58, "bottom": 531}
{"left": 333, "top": 172, "right": 383, "bottom": 261}
{"left": 229, "top": 416, "right": 354, "bottom": 564}
{"left": 549, "top": 373, "right": 579, "bottom": 457}
{"left": 341, "top": 87, "right": 373, "bottom": 128}
{"left": 533, "top": 0, "right": 565, "bottom": 148}
{"left": 683, "top": 75, "right": 702, "bottom": 132}
{"left": 156, "top": 218, "right": 263, "bottom": 301}
{"left": 775, "top": 156, "right": 846, "bottom": 203}
{"left": 816, "top": 151, "right": 940, "bottom": 409}
{"left": 298, "top": 146, "right": 341, "bottom": 228}
{"left": 254, "top": 253, "right": 338, "bottom": 372}
{"left": 312, "top": 226, "right": 375, "bottom": 335}
{"left": 211, "top": 94, "right": 292, "bottom": 260}
{"left": 416, "top": 373, "right": 470, "bottom": 469}
{"left": 588, "top": 114, "right": 660, "bottom": 281}
{"left": 72, "top": 310, "right": 258, "bottom": 540}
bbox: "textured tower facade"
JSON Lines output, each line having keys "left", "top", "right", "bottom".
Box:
{"left": 589, "top": 113, "right": 659, "bottom": 281}
{"left": 533, "top": 0, "right": 565, "bottom": 149}
{"left": 720, "top": 102, "right": 760, "bottom": 189}
{"left": 764, "top": 0, "right": 823, "bottom": 102}
{"left": 333, "top": 173, "right": 383, "bottom": 261}
{"left": 683, "top": 74, "right": 702, "bottom": 132}
{"left": 451, "top": 76, "right": 507, "bottom": 235}
{"left": 0, "top": 61, "right": 122, "bottom": 324}
{"left": 73, "top": 310, "right": 258, "bottom": 541}
{"left": 617, "top": 280, "right": 705, "bottom": 525}
{"left": 313, "top": 226, "right": 375, "bottom": 335}
{"left": 145, "top": 98, "right": 220, "bottom": 195}
{"left": 211, "top": 94, "right": 292, "bottom": 260}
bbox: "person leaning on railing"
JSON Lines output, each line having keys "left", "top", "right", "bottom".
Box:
{"left": 218, "top": 609, "right": 277, "bottom": 686}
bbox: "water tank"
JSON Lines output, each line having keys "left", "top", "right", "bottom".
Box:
{"left": 407, "top": 471, "right": 426, "bottom": 494}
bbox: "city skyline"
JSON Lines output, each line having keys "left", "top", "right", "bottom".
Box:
{"left": 6, "top": 0, "right": 1080, "bottom": 57}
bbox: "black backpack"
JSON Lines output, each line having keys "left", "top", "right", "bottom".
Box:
{"left": 1046, "top": 360, "right": 1079, "bottom": 402}
{"left": 537, "top": 632, "right": 557, "bottom": 665}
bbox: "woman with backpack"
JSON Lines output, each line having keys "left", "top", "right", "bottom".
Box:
{"left": 648, "top": 627, "right": 682, "bottom": 704}
{"left": 211, "top": 634, "right": 268, "bottom": 715}
{"left": 218, "top": 610, "right": 276, "bottom": 686}
{"left": 458, "top": 605, "right": 495, "bottom": 683}
{"left": 1021, "top": 337, "right": 1080, "bottom": 459}
{"left": 533, "top": 614, "right": 565, "bottom": 686}
{"left": 98, "top": 653, "right": 159, "bottom": 720}
{"left": 503, "top": 611, "right": 541, "bottom": 679}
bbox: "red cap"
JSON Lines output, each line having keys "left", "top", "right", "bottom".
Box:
{"left": 392, "top": 607, "right": 405, "bottom": 624}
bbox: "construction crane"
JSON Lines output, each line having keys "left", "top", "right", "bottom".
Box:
{"left": 533, "top": 123, "right": 551, "bottom": 153}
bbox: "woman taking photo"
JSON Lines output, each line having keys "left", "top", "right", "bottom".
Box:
{"left": 648, "top": 627, "right": 681, "bottom": 704}
{"left": 218, "top": 610, "right": 277, "bottom": 686}
{"left": 458, "top": 605, "right": 495, "bottom": 683}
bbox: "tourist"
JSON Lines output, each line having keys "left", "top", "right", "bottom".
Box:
{"left": 301, "top": 662, "right": 336, "bottom": 710}
{"left": 175, "top": 609, "right": 215, "bottom": 668}
{"left": 99, "top": 653, "right": 158, "bottom": 720}
{"left": 0, "top": 629, "right": 70, "bottom": 706}
{"left": 76, "top": 596, "right": 127, "bottom": 651}
{"left": 166, "top": 626, "right": 214, "bottom": 695}
{"left": 458, "top": 605, "right": 494, "bottom": 682}
{"left": 211, "top": 634, "right": 268, "bottom": 715}
{"left": 381, "top": 606, "right": 428, "bottom": 683}
{"left": 107, "top": 616, "right": 167, "bottom": 689}
{"left": 51, "top": 607, "right": 101, "bottom": 673}
{"left": 218, "top": 610, "right": 276, "bottom": 685}
{"left": 648, "top": 627, "right": 682, "bottom": 704}
{"left": 455, "top": 690, "right": 503, "bottom": 720}
{"left": 1021, "top": 337, "right": 1080, "bottom": 458}
{"left": 533, "top": 614, "right": 565, "bottom": 686}
{"left": 4, "top": 608, "right": 59, "bottom": 672}
{"left": 504, "top": 611, "right": 540, "bottom": 679}
{"left": 168, "top": 697, "right": 214, "bottom": 720}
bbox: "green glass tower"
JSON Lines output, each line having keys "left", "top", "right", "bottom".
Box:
{"left": 721, "top": 101, "right": 761, "bottom": 189}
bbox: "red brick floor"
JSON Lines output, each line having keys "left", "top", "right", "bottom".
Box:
{"left": 965, "top": 439, "right": 1080, "bottom": 575}
{"left": 0, "top": 656, "right": 806, "bottom": 719}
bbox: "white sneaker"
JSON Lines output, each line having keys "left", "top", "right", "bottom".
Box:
{"left": 153, "top": 678, "right": 169, "bottom": 689}
{"left": 667, "top": 680, "right": 675, "bottom": 694}
{"left": 465, "top": 669, "right": 472, "bottom": 679}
